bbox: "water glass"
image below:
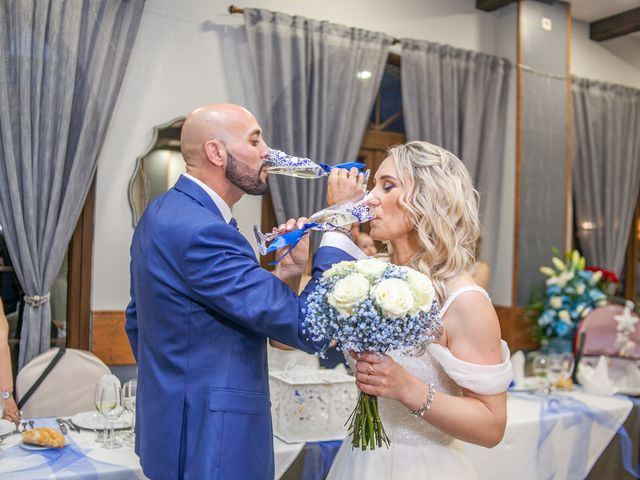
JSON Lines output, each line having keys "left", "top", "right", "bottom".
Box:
{"left": 532, "top": 353, "right": 549, "bottom": 392}
{"left": 121, "top": 379, "right": 137, "bottom": 446}
{"left": 94, "top": 375, "right": 123, "bottom": 449}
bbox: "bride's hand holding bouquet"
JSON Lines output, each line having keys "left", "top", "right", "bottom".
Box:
{"left": 303, "top": 258, "right": 442, "bottom": 450}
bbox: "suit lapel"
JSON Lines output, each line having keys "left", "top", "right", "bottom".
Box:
{"left": 174, "top": 175, "right": 225, "bottom": 221}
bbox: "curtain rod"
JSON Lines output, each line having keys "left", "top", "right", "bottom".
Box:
{"left": 228, "top": 5, "right": 401, "bottom": 44}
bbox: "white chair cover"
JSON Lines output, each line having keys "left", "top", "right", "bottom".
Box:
{"left": 16, "top": 347, "right": 111, "bottom": 418}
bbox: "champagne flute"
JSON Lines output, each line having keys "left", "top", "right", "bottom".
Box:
{"left": 254, "top": 192, "right": 376, "bottom": 256}
{"left": 266, "top": 149, "right": 368, "bottom": 180}
{"left": 94, "top": 374, "right": 123, "bottom": 449}
{"left": 121, "top": 379, "right": 137, "bottom": 446}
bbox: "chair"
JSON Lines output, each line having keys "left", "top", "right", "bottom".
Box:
{"left": 576, "top": 301, "right": 640, "bottom": 395}
{"left": 16, "top": 347, "right": 111, "bottom": 418}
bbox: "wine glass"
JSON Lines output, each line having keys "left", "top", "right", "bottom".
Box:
{"left": 94, "top": 374, "right": 123, "bottom": 449}
{"left": 121, "top": 379, "right": 137, "bottom": 446}
{"left": 546, "top": 354, "right": 564, "bottom": 394}
{"left": 532, "top": 353, "right": 549, "bottom": 392}
{"left": 254, "top": 192, "right": 376, "bottom": 256}
{"left": 557, "top": 352, "right": 576, "bottom": 389}
{"left": 0, "top": 395, "right": 4, "bottom": 454}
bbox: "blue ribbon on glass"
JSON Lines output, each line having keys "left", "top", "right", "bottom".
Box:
{"left": 318, "top": 162, "right": 366, "bottom": 173}
{"left": 266, "top": 223, "right": 320, "bottom": 265}
{"left": 513, "top": 392, "right": 640, "bottom": 479}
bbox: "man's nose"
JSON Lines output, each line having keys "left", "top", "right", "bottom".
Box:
{"left": 261, "top": 142, "right": 271, "bottom": 159}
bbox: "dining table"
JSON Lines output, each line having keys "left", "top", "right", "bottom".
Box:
{"left": 275, "top": 387, "right": 640, "bottom": 480}
{"left": 0, "top": 417, "right": 144, "bottom": 480}
{"left": 2, "top": 388, "right": 637, "bottom": 479}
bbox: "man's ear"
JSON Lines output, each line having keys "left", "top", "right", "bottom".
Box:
{"left": 204, "top": 139, "right": 225, "bottom": 168}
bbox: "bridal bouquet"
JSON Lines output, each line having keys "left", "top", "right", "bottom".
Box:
{"left": 303, "top": 258, "right": 442, "bottom": 450}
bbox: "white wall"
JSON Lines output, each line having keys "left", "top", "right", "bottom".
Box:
{"left": 92, "top": 0, "right": 640, "bottom": 311}
{"left": 571, "top": 20, "right": 640, "bottom": 88}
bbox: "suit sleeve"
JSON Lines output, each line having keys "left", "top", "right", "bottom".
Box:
{"left": 183, "top": 223, "right": 352, "bottom": 353}
{"left": 125, "top": 250, "right": 138, "bottom": 362}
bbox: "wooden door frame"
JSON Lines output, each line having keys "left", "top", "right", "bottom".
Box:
{"left": 66, "top": 177, "right": 96, "bottom": 350}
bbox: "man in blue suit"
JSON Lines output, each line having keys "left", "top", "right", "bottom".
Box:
{"left": 125, "top": 104, "right": 365, "bottom": 479}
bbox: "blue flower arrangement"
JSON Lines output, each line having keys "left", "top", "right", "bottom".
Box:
{"left": 303, "top": 258, "right": 442, "bottom": 450}
{"left": 529, "top": 249, "right": 607, "bottom": 345}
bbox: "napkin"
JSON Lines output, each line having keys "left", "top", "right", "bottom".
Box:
{"left": 577, "top": 355, "right": 618, "bottom": 395}
{"left": 510, "top": 350, "right": 526, "bottom": 387}
{"left": 608, "top": 358, "right": 640, "bottom": 395}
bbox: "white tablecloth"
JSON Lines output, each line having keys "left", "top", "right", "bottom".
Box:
{"left": 0, "top": 418, "right": 145, "bottom": 480}
{"left": 274, "top": 389, "right": 634, "bottom": 479}
{"left": 464, "top": 390, "right": 633, "bottom": 480}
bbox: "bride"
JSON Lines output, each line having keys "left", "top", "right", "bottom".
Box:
{"left": 325, "top": 141, "right": 512, "bottom": 479}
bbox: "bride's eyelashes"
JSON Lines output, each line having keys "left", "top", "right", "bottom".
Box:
{"left": 383, "top": 182, "right": 395, "bottom": 192}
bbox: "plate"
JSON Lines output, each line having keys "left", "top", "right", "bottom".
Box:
{"left": 69, "top": 411, "right": 132, "bottom": 431}
{"left": 20, "top": 441, "right": 68, "bottom": 451}
{"left": 0, "top": 419, "right": 17, "bottom": 437}
{"left": 509, "top": 377, "right": 546, "bottom": 392}
{"left": 617, "top": 387, "right": 640, "bottom": 397}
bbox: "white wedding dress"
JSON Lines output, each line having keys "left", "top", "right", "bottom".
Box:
{"left": 327, "top": 286, "right": 513, "bottom": 480}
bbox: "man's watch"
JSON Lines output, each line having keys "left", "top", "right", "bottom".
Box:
{"left": 1, "top": 390, "right": 11, "bottom": 400}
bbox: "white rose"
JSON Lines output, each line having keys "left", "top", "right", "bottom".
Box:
{"left": 327, "top": 273, "right": 370, "bottom": 316}
{"left": 406, "top": 269, "right": 435, "bottom": 314}
{"left": 322, "top": 260, "right": 355, "bottom": 278}
{"left": 549, "top": 296, "right": 563, "bottom": 309}
{"left": 575, "top": 283, "right": 585, "bottom": 295}
{"left": 354, "top": 258, "right": 388, "bottom": 277}
{"left": 558, "top": 310, "right": 571, "bottom": 324}
{"left": 372, "top": 278, "right": 414, "bottom": 319}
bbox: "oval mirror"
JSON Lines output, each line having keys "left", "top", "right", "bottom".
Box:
{"left": 128, "top": 117, "right": 186, "bottom": 226}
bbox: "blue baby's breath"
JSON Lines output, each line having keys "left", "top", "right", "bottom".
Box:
{"left": 303, "top": 261, "right": 441, "bottom": 357}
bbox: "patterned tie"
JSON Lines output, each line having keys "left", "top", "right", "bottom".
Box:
{"left": 229, "top": 217, "right": 238, "bottom": 230}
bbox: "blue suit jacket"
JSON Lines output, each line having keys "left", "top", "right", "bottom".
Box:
{"left": 125, "top": 176, "right": 351, "bottom": 480}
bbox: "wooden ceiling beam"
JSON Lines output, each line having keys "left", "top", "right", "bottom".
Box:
{"left": 476, "top": 0, "right": 515, "bottom": 13}
{"left": 590, "top": 7, "right": 640, "bottom": 41}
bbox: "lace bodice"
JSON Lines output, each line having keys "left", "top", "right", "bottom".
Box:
{"left": 345, "top": 286, "right": 513, "bottom": 446}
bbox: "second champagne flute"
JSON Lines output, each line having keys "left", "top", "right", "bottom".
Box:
{"left": 254, "top": 193, "right": 376, "bottom": 256}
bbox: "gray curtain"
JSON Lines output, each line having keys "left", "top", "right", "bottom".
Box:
{"left": 572, "top": 77, "right": 640, "bottom": 276}
{"left": 0, "top": 0, "right": 144, "bottom": 367}
{"left": 243, "top": 8, "right": 392, "bottom": 227}
{"left": 400, "top": 39, "right": 511, "bottom": 270}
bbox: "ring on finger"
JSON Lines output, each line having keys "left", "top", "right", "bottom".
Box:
{"left": 367, "top": 365, "right": 374, "bottom": 376}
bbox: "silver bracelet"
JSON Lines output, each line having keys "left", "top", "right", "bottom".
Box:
{"left": 408, "top": 383, "right": 436, "bottom": 417}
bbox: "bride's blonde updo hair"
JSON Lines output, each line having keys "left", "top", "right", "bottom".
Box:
{"left": 386, "top": 141, "right": 480, "bottom": 305}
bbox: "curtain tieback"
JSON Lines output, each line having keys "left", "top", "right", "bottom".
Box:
{"left": 23, "top": 293, "right": 51, "bottom": 307}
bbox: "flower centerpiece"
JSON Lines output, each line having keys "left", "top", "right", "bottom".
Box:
{"left": 529, "top": 249, "right": 607, "bottom": 349}
{"left": 303, "top": 258, "right": 441, "bottom": 450}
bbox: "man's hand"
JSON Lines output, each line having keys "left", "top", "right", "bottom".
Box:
{"left": 327, "top": 167, "right": 369, "bottom": 206}
{"left": 273, "top": 217, "right": 310, "bottom": 289}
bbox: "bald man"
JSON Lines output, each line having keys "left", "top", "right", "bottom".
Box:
{"left": 125, "top": 104, "right": 365, "bottom": 480}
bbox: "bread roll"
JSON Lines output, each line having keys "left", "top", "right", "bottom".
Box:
{"left": 22, "top": 427, "right": 65, "bottom": 448}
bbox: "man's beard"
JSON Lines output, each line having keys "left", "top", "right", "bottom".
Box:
{"left": 225, "top": 151, "right": 268, "bottom": 195}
